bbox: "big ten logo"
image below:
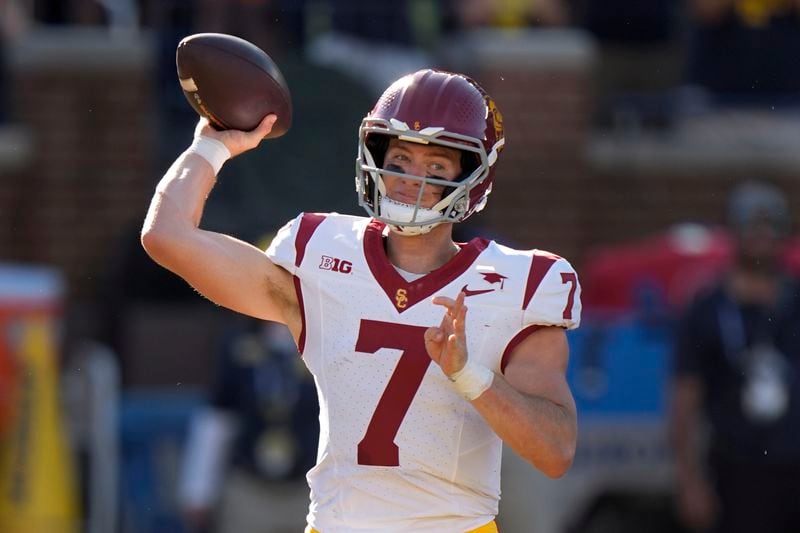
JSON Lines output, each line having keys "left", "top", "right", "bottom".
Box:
{"left": 319, "top": 255, "right": 353, "bottom": 274}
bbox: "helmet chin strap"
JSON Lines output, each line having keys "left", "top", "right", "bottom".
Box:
{"left": 379, "top": 197, "right": 442, "bottom": 235}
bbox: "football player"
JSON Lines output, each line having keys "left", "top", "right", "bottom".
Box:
{"left": 142, "top": 69, "right": 581, "bottom": 532}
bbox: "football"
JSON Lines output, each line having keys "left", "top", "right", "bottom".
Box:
{"left": 176, "top": 33, "right": 292, "bottom": 138}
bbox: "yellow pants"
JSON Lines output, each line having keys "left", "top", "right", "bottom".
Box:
{"left": 307, "top": 520, "right": 498, "bottom": 533}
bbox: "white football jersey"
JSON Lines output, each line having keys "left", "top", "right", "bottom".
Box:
{"left": 266, "top": 213, "right": 581, "bottom": 533}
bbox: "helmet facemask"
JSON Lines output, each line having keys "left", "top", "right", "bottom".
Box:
{"left": 356, "top": 118, "right": 490, "bottom": 236}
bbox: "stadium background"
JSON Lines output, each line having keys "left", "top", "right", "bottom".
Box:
{"left": 1, "top": 1, "right": 798, "bottom": 532}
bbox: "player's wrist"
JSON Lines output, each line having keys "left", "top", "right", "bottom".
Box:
{"left": 448, "top": 360, "right": 494, "bottom": 401}
{"left": 186, "top": 135, "right": 231, "bottom": 175}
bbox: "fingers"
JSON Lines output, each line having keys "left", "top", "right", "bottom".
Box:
{"left": 432, "top": 290, "right": 465, "bottom": 316}
{"left": 195, "top": 117, "right": 213, "bottom": 137}
{"left": 424, "top": 326, "right": 444, "bottom": 364}
{"left": 424, "top": 326, "right": 444, "bottom": 345}
{"left": 452, "top": 302, "right": 467, "bottom": 335}
{"left": 252, "top": 113, "right": 277, "bottom": 139}
{"left": 432, "top": 291, "right": 466, "bottom": 329}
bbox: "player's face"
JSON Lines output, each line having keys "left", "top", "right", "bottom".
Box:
{"left": 382, "top": 138, "right": 462, "bottom": 208}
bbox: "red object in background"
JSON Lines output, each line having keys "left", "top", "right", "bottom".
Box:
{"left": 0, "top": 266, "right": 63, "bottom": 437}
{"left": 580, "top": 224, "right": 732, "bottom": 314}
{"left": 581, "top": 224, "right": 800, "bottom": 315}
{"left": 781, "top": 235, "right": 800, "bottom": 274}
{"left": 0, "top": 319, "right": 18, "bottom": 436}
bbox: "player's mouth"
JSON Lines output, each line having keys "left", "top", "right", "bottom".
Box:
{"left": 389, "top": 190, "right": 422, "bottom": 205}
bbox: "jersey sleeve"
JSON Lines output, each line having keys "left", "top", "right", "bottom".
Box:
{"left": 264, "top": 214, "right": 303, "bottom": 274}
{"left": 522, "top": 253, "right": 582, "bottom": 329}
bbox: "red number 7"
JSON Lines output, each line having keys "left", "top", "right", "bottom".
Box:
{"left": 355, "top": 320, "right": 432, "bottom": 466}
{"left": 561, "top": 272, "right": 577, "bottom": 320}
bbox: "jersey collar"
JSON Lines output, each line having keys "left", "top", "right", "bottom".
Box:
{"left": 364, "top": 219, "right": 489, "bottom": 313}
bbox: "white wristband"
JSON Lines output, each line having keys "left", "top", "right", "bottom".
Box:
{"left": 186, "top": 136, "right": 231, "bottom": 175}
{"left": 449, "top": 360, "right": 494, "bottom": 401}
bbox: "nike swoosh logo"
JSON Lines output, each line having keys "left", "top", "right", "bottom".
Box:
{"left": 460, "top": 284, "right": 494, "bottom": 297}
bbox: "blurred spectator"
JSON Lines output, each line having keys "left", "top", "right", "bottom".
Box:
{"left": 0, "top": 0, "right": 31, "bottom": 123}
{"left": 178, "top": 320, "right": 318, "bottom": 533}
{"left": 31, "top": 0, "right": 108, "bottom": 25}
{"left": 190, "top": 0, "right": 305, "bottom": 59}
{"left": 670, "top": 180, "right": 800, "bottom": 533}
{"left": 305, "top": 0, "right": 437, "bottom": 94}
{"left": 574, "top": 0, "right": 685, "bottom": 130}
{"left": 685, "top": 0, "right": 800, "bottom": 109}
{"left": 448, "top": 0, "right": 569, "bottom": 28}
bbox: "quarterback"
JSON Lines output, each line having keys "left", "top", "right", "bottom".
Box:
{"left": 142, "top": 69, "right": 581, "bottom": 532}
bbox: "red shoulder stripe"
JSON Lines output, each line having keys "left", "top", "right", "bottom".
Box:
{"left": 294, "top": 213, "right": 326, "bottom": 267}
{"left": 522, "top": 252, "right": 558, "bottom": 310}
{"left": 292, "top": 213, "right": 325, "bottom": 356}
{"left": 293, "top": 275, "right": 307, "bottom": 355}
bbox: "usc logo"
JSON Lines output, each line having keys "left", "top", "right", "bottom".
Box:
{"left": 486, "top": 97, "right": 504, "bottom": 147}
{"left": 395, "top": 288, "right": 408, "bottom": 309}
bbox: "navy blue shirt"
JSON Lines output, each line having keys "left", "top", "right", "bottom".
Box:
{"left": 674, "top": 276, "right": 800, "bottom": 464}
{"left": 211, "top": 325, "right": 319, "bottom": 480}
{"left": 687, "top": 9, "right": 800, "bottom": 104}
{"left": 583, "top": 0, "right": 679, "bottom": 45}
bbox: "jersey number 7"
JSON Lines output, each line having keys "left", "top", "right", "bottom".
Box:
{"left": 355, "top": 320, "right": 432, "bottom": 467}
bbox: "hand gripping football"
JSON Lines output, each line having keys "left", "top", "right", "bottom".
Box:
{"left": 176, "top": 33, "right": 292, "bottom": 138}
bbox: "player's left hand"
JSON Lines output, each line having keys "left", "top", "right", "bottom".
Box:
{"left": 425, "top": 291, "right": 469, "bottom": 377}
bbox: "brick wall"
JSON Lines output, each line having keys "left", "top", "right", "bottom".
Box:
{"left": 446, "top": 29, "right": 800, "bottom": 268}
{"left": 0, "top": 126, "right": 34, "bottom": 262}
{"left": 7, "top": 28, "right": 156, "bottom": 300}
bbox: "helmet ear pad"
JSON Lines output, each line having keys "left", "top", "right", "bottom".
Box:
{"left": 440, "top": 151, "right": 480, "bottom": 212}
{"left": 363, "top": 133, "right": 390, "bottom": 202}
{"left": 365, "top": 133, "right": 390, "bottom": 168}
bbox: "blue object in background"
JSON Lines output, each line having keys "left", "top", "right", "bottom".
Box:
{"left": 119, "top": 388, "right": 204, "bottom": 533}
{"left": 567, "top": 315, "right": 674, "bottom": 418}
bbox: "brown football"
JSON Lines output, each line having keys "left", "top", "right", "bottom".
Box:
{"left": 176, "top": 33, "right": 292, "bottom": 138}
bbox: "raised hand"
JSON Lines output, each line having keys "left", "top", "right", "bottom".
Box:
{"left": 195, "top": 114, "right": 277, "bottom": 158}
{"left": 424, "top": 291, "right": 469, "bottom": 377}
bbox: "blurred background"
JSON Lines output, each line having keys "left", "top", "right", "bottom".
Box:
{"left": 2, "top": 1, "right": 800, "bottom": 532}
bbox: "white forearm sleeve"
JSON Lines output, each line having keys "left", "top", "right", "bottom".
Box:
{"left": 449, "top": 360, "right": 494, "bottom": 401}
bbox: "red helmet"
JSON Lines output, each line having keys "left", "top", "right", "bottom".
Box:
{"left": 356, "top": 69, "right": 505, "bottom": 234}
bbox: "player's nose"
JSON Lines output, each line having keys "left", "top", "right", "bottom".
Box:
{"left": 403, "top": 160, "right": 426, "bottom": 182}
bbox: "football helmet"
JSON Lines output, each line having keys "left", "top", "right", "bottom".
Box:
{"left": 356, "top": 69, "right": 505, "bottom": 235}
